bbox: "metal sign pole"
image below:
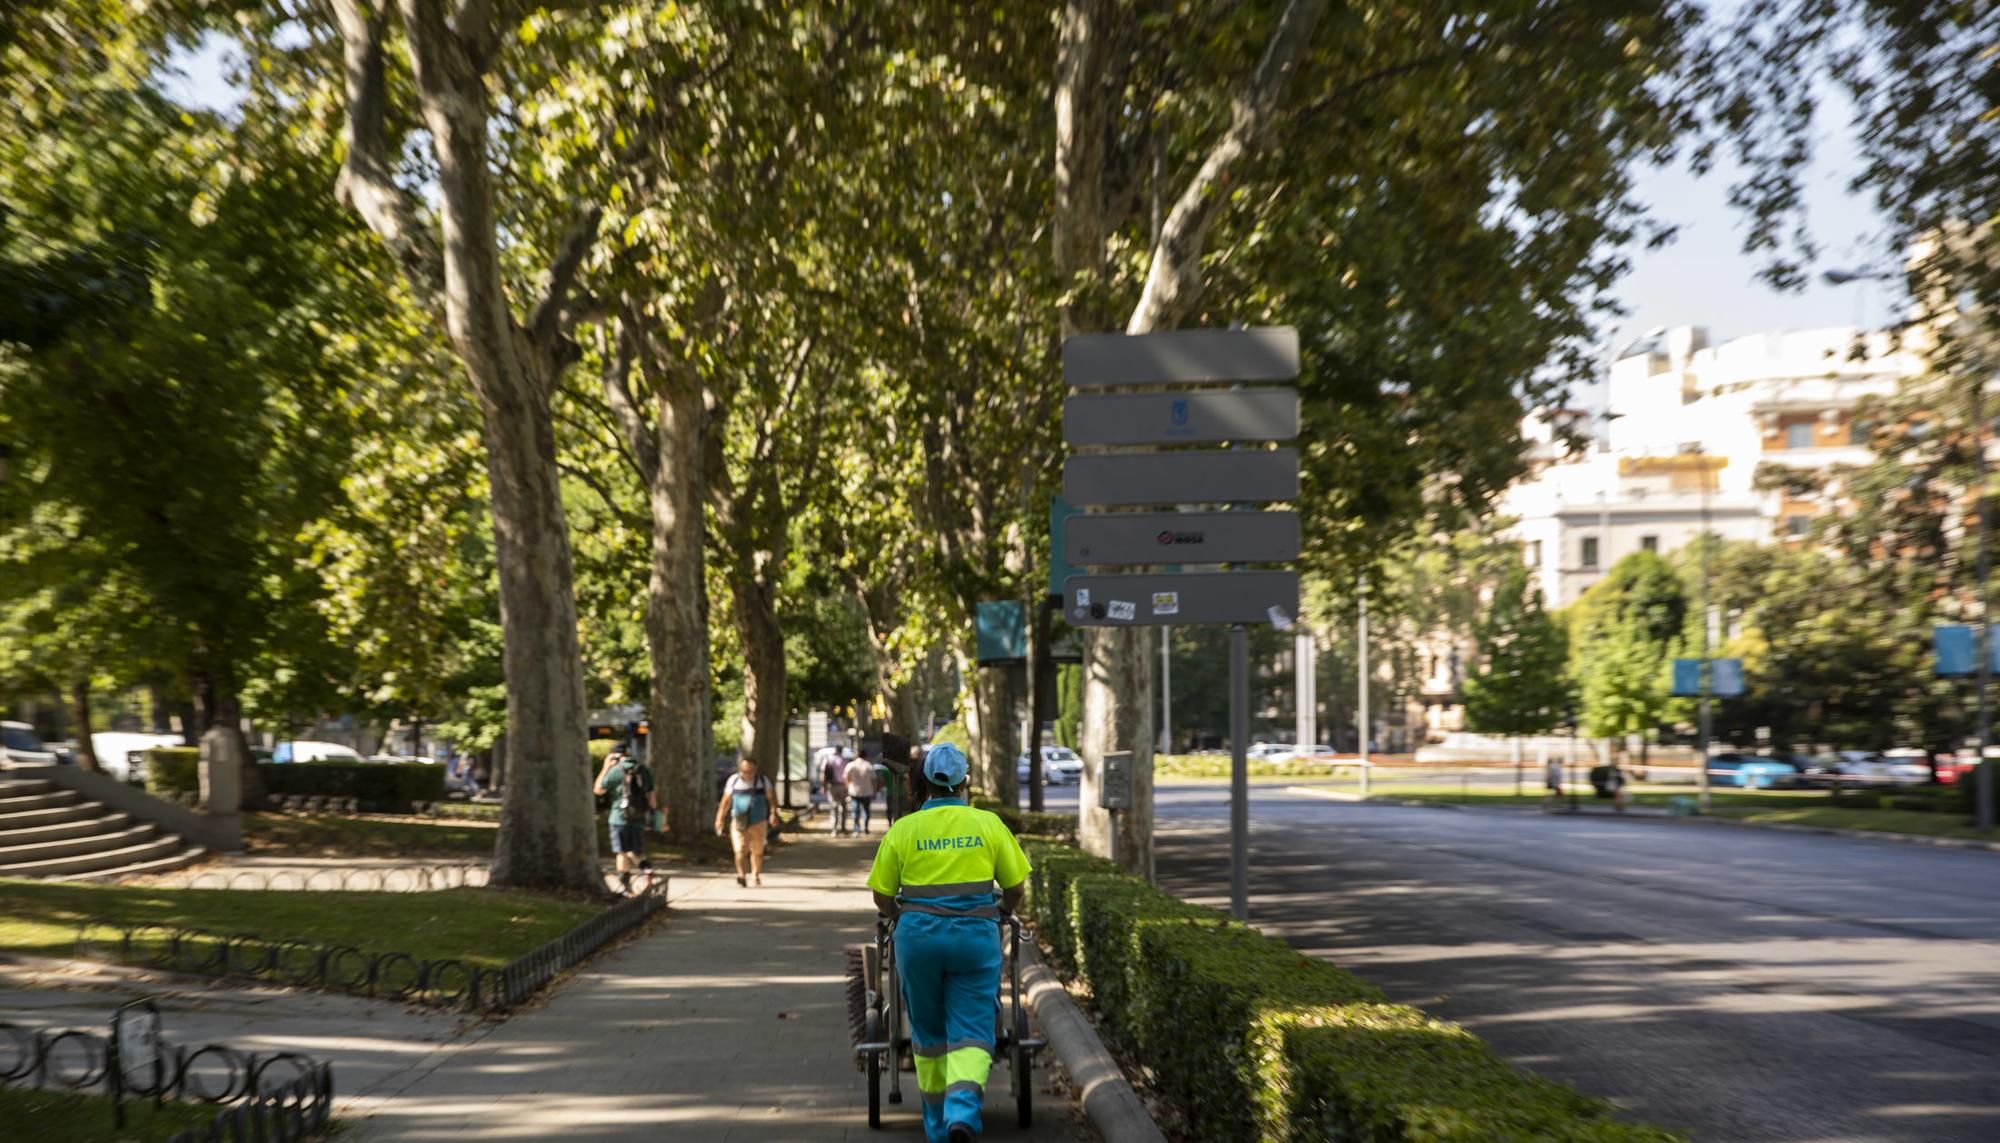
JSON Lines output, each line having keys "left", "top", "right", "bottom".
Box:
{"left": 1229, "top": 623, "right": 1249, "bottom": 921}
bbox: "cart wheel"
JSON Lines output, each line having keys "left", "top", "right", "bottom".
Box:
{"left": 868, "top": 1050, "right": 882, "bottom": 1128}
{"left": 1014, "top": 1042, "right": 1033, "bottom": 1128}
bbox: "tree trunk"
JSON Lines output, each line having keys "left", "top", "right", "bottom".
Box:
{"left": 328, "top": 0, "right": 600, "bottom": 892}
{"left": 733, "top": 572, "right": 788, "bottom": 780}
{"left": 955, "top": 641, "right": 1020, "bottom": 805}
{"left": 69, "top": 680, "right": 99, "bottom": 773}
{"left": 482, "top": 388, "right": 599, "bottom": 891}
{"left": 193, "top": 661, "right": 263, "bottom": 809}
{"left": 1079, "top": 627, "right": 1156, "bottom": 877}
{"left": 644, "top": 371, "right": 714, "bottom": 844}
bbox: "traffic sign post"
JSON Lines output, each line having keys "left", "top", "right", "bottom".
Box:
{"left": 1063, "top": 449, "right": 1300, "bottom": 506}
{"left": 1062, "top": 571, "right": 1298, "bottom": 627}
{"left": 1060, "top": 389, "right": 1299, "bottom": 446}
{"left": 1060, "top": 325, "right": 1300, "bottom": 922}
{"left": 1064, "top": 510, "right": 1299, "bottom": 566}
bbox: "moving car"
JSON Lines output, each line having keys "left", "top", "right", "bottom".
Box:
{"left": 1015, "top": 745, "right": 1083, "bottom": 786}
{"left": 90, "top": 731, "right": 185, "bottom": 785}
{"left": 1704, "top": 752, "right": 1804, "bottom": 790}
{"left": 272, "top": 740, "right": 361, "bottom": 763}
{"left": 1816, "top": 750, "right": 1929, "bottom": 788}
{"left": 1, "top": 721, "right": 61, "bottom": 766}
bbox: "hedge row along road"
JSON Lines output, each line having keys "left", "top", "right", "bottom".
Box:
{"left": 1028, "top": 840, "right": 1680, "bottom": 1141}
{"left": 1140, "top": 782, "right": 2000, "bottom": 1143}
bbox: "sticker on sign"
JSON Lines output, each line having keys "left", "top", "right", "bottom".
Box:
{"left": 1152, "top": 592, "right": 1180, "bottom": 616}
{"left": 1107, "top": 600, "right": 1137, "bottom": 621}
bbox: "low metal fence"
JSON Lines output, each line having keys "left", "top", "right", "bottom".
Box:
{"left": 70, "top": 879, "right": 667, "bottom": 1013}
{"left": 178, "top": 863, "right": 488, "bottom": 892}
{"left": 0, "top": 998, "right": 334, "bottom": 1142}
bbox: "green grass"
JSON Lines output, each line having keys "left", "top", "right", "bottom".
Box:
{"left": 1361, "top": 783, "right": 1828, "bottom": 810}
{"left": 246, "top": 812, "right": 499, "bottom": 856}
{"left": 1709, "top": 804, "right": 2000, "bottom": 842}
{"left": 245, "top": 811, "right": 733, "bottom": 864}
{"left": 0, "top": 1085, "right": 221, "bottom": 1142}
{"left": 0, "top": 880, "right": 603, "bottom": 970}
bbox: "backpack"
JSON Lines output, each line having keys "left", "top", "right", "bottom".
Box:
{"left": 617, "top": 762, "right": 654, "bottom": 820}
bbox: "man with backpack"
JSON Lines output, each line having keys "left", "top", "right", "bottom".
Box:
{"left": 593, "top": 749, "right": 659, "bottom": 896}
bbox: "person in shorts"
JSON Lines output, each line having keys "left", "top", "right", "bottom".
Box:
{"left": 715, "top": 757, "right": 778, "bottom": 887}
{"left": 843, "top": 747, "right": 879, "bottom": 835}
{"left": 593, "top": 749, "right": 657, "bottom": 895}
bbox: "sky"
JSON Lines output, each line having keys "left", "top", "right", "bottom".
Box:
{"left": 160, "top": 24, "right": 1902, "bottom": 357}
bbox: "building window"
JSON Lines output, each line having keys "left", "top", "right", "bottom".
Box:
{"left": 1785, "top": 515, "right": 1810, "bottom": 537}
{"left": 1640, "top": 535, "right": 1659, "bottom": 553}
{"left": 1528, "top": 540, "right": 1542, "bottom": 567}
{"left": 1581, "top": 536, "right": 1600, "bottom": 568}
{"left": 1786, "top": 422, "right": 1814, "bottom": 449}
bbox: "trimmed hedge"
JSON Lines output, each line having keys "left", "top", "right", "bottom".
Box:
{"left": 969, "top": 796, "right": 1078, "bottom": 845}
{"left": 143, "top": 747, "right": 202, "bottom": 797}
{"left": 256, "top": 761, "right": 446, "bottom": 812}
{"left": 1025, "top": 842, "right": 1683, "bottom": 1142}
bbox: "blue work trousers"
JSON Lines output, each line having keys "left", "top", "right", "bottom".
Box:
{"left": 896, "top": 913, "right": 1001, "bottom": 1142}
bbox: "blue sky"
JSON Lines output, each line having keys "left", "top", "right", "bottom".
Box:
{"left": 160, "top": 25, "right": 1899, "bottom": 354}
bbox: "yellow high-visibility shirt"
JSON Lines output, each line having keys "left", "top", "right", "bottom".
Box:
{"left": 867, "top": 798, "right": 1030, "bottom": 916}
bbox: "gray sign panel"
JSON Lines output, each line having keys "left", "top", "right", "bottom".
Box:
{"left": 1065, "top": 511, "right": 1299, "bottom": 566}
{"left": 1063, "top": 389, "right": 1298, "bottom": 446}
{"left": 1063, "top": 327, "right": 1300, "bottom": 387}
{"left": 1063, "top": 449, "right": 1298, "bottom": 506}
{"left": 1063, "top": 571, "right": 1300, "bottom": 627}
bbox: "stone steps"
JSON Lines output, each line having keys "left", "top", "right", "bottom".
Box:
{"left": 0, "top": 767, "right": 206, "bottom": 882}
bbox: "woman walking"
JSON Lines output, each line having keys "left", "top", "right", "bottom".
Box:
{"left": 715, "top": 757, "right": 778, "bottom": 886}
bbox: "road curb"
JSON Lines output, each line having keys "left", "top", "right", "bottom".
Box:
{"left": 1282, "top": 785, "right": 2000, "bottom": 853}
{"left": 1019, "top": 942, "right": 1167, "bottom": 1143}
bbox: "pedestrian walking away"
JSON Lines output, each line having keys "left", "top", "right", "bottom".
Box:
{"left": 593, "top": 749, "right": 660, "bottom": 896}
{"left": 867, "top": 742, "right": 1032, "bottom": 1143}
{"left": 716, "top": 757, "right": 779, "bottom": 887}
{"left": 844, "top": 746, "right": 879, "bottom": 835}
{"left": 819, "top": 744, "right": 850, "bottom": 835}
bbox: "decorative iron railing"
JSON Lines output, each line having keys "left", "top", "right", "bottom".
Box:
{"left": 0, "top": 998, "right": 334, "bottom": 1142}
{"left": 69, "top": 878, "right": 667, "bottom": 1012}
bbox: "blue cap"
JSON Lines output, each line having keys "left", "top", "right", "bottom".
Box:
{"left": 923, "top": 743, "right": 969, "bottom": 787}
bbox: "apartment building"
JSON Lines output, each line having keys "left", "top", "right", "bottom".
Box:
{"left": 1510, "top": 324, "right": 1919, "bottom": 609}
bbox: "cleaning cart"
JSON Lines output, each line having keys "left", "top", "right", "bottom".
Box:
{"left": 848, "top": 913, "right": 1045, "bottom": 1130}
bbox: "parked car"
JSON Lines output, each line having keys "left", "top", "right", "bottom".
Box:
{"left": 1015, "top": 745, "right": 1083, "bottom": 786}
{"left": 1, "top": 721, "right": 62, "bottom": 766}
{"left": 90, "top": 731, "right": 185, "bottom": 785}
{"left": 1705, "top": 751, "right": 1803, "bottom": 790}
{"left": 271, "top": 740, "right": 361, "bottom": 764}
{"left": 1934, "top": 746, "right": 1999, "bottom": 784}
{"left": 1816, "top": 750, "right": 1929, "bottom": 787}
{"left": 1246, "top": 743, "right": 1297, "bottom": 761}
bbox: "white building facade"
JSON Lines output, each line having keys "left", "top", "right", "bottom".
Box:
{"left": 1507, "top": 325, "right": 1920, "bottom": 608}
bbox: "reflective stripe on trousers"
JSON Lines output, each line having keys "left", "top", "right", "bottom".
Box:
{"left": 896, "top": 911, "right": 1001, "bottom": 1143}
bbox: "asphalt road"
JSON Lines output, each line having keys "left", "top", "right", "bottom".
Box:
{"left": 1138, "top": 784, "right": 2000, "bottom": 1143}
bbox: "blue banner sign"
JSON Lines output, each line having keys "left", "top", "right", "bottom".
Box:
{"left": 975, "top": 600, "right": 1027, "bottom": 665}
{"left": 1931, "top": 624, "right": 2000, "bottom": 676}
{"left": 1672, "top": 658, "right": 1746, "bottom": 697}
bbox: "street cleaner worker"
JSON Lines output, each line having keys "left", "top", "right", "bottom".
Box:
{"left": 866, "top": 743, "right": 1031, "bottom": 1143}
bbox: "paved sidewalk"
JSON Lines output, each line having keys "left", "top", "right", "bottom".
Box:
{"left": 343, "top": 831, "right": 1084, "bottom": 1142}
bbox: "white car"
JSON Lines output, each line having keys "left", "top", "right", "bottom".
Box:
{"left": 1246, "top": 742, "right": 1297, "bottom": 760}
{"left": 1822, "top": 750, "right": 1930, "bottom": 787}
{"left": 272, "top": 740, "right": 361, "bottom": 763}
{"left": 91, "top": 731, "right": 185, "bottom": 784}
{"left": 2, "top": 721, "right": 61, "bottom": 766}
{"left": 1015, "top": 746, "right": 1084, "bottom": 786}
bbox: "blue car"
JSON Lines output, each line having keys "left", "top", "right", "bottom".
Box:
{"left": 1705, "top": 752, "right": 1802, "bottom": 789}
